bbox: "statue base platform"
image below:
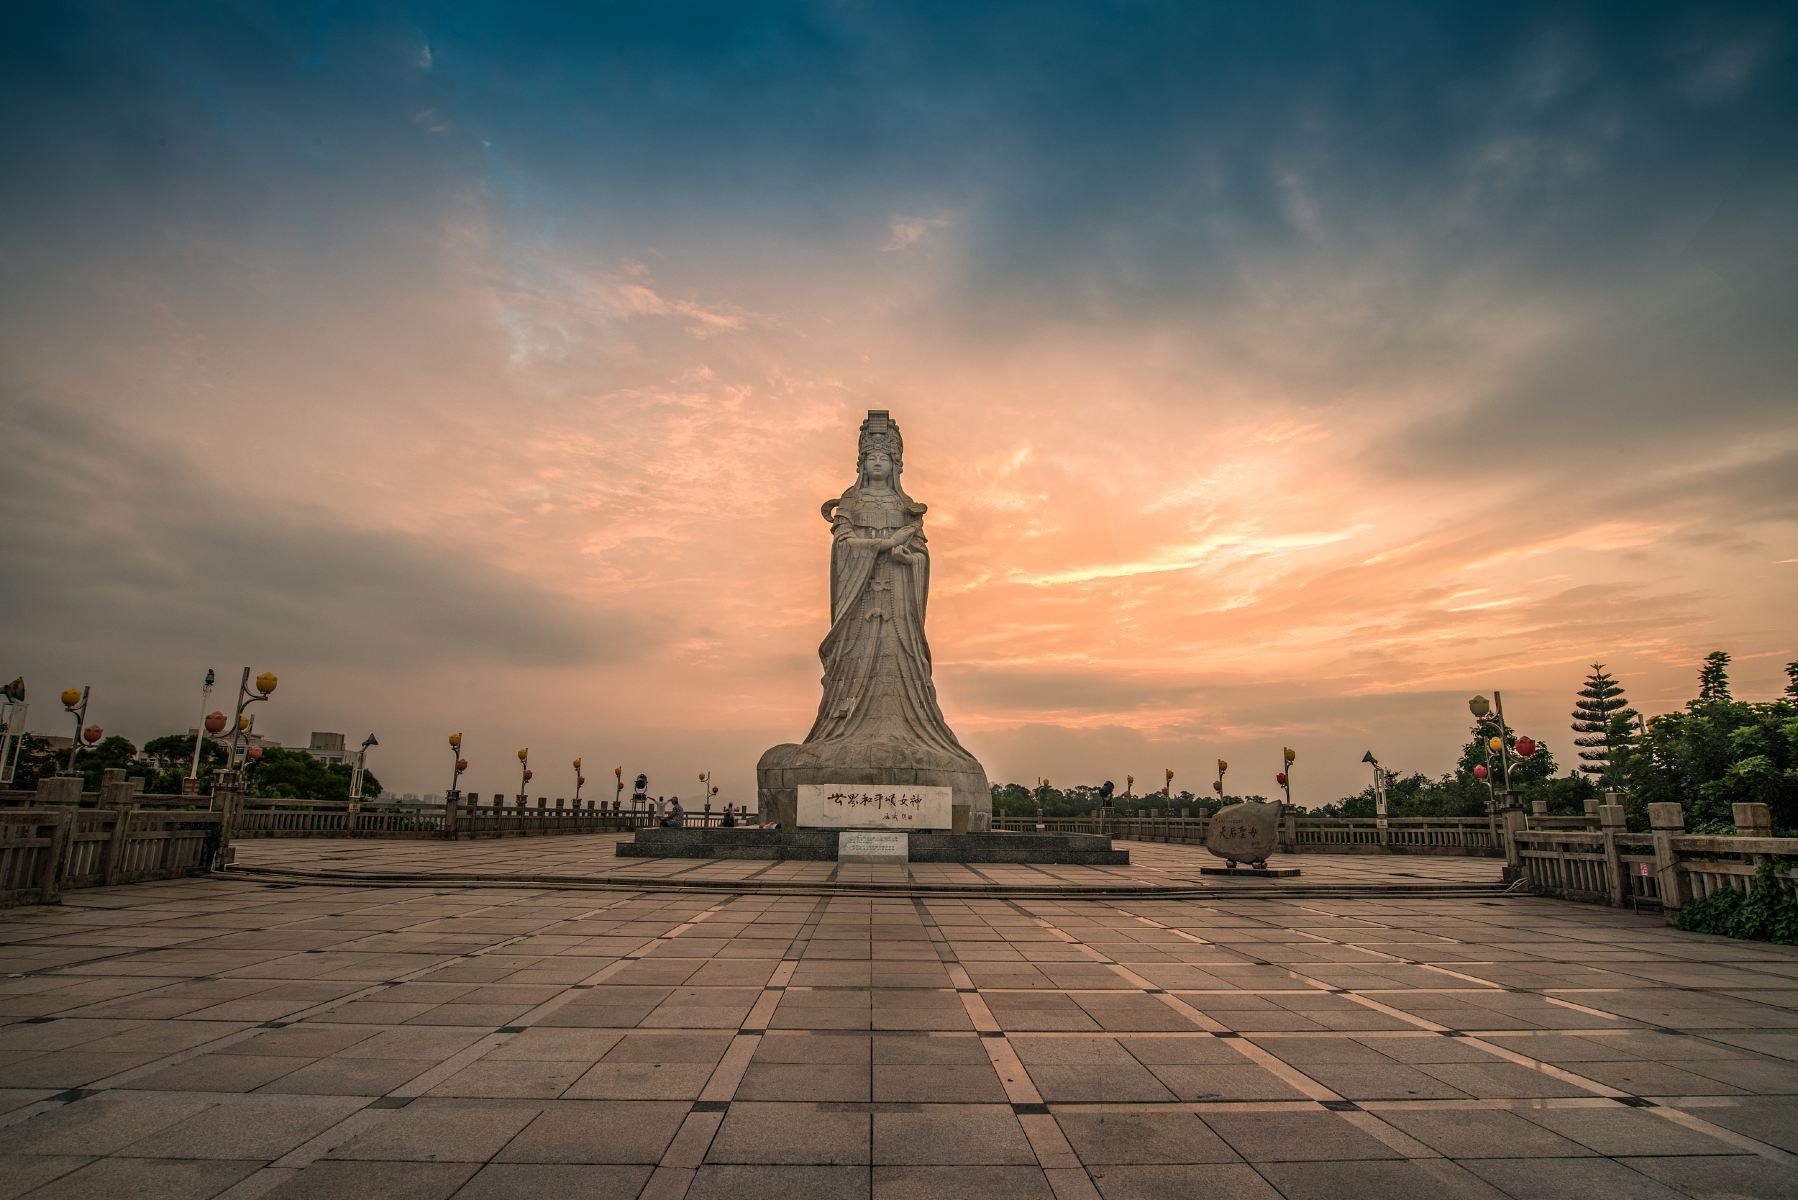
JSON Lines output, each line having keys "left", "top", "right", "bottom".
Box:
{"left": 757, "top": 740, "right": 992, "bottom": 832}
{"left": 618, "top": 828, "right": 1127, "bottom": 864}
{"left": 1199, "top": 865, "right": 1301, "bottom": 878}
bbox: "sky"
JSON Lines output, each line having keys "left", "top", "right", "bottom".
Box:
{"left": 3, "top": 1, "right": 1795, "bottom": 807}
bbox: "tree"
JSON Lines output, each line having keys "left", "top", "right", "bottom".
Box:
{"left": 1570, "top": 664, "right": 1636, "bottom": 785}
{"left": 75, "top": 736, "right": 139, "bottom": 790}
{"left": 244, "top": 747, "right": 382, "bottom": 801}
{"left": 1786, "top": 658, "right": 1798, "bottom": 701}
{"left": 1698, "top": 651, "right": 1732, "bottom": 704}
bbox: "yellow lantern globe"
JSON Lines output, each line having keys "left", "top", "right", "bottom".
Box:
{"left": 1217, "top": 759, "right": 1229, "bottom": 773}
{"left": 255, "top": 672, "right": 278, "bottom": 694}
{"left": 573, "top": 757, "right": 582, "bottom": 770}
{"left": 448, "top": 732, "right": 462, "bottom": 749}
{"left": 517, "top": 748, "right": 529, "bottom": 762}
{"left": 60, "top": 687, "right": 82, "bottom": 708}
{"left": 1284, "top": 747, "right": 1296, "bottom": 763}
{"left": 614, "top": 766, "right": 623, "bottom": 778}
{"left": 237, "top": 714, "right": 251, "bottom": 731}
{"left": 1488, "top": 735, "right": 1504, "bottom": 754}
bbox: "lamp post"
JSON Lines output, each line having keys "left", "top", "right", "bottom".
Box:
{"left": 60, "top": 687, "right": 101, "bottom": 775}
{"left": 517, "top": 747, "right": 531, "bottom": 804}
{"left": 0, "top": 677, "right": 25, "bottom": 785}
{"left": 1213, "top": 759, "right": 1229, "bottom": 802}
{"left": 188, "top": 668, "right": 216, "bottom": 781}
{"left": 1361, "top": 750, "right": 1390, "bottom": 838}
{"left": 448, "top": 732, "right": 467, "bottom": 800}
{"left": 1163, "top": 767, "right": 1174, "bottom": 803}
{"left": 573, "top": 758, "right": 586, "bottom": 805}
{"left": 227, "top": 669, "right": 278, "bottom": 768}
{"left": 350, "top": 734, "right": 378, "bottom": 802}
{"left": 614, "top": 765, "right": 623, "bottom": 809}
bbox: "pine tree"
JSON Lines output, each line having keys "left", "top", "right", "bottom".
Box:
{"left": 1570, "top": 664, "right": 1635, "bottom": 784}
{"left": 1786, "top": 658, "right": 1797, "bottom": 701}
{"left": 1697, "top": 651, "right": 1732, "bottom": 704}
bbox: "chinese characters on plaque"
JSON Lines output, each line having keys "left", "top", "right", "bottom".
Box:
{"left": 797, "top": 783, "right": 952, "bottom": 829}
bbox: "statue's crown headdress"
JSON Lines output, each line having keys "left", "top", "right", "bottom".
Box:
{"left": 858, "top": 409, "right": 903, "bottom": 464}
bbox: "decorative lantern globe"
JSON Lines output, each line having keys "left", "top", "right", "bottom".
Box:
{"left": 1283, "top": 748, "right": 1296, "bottom": 764}
{"left": 1275, "top": 771, "right": 1288, "bottom": 787}
{"left": 577, "top": 776, "right": 586, "bottom": 787}
{"left": 448, "top": 732, "right": 462, "bottom": 750}
{"left": 614, "top": 766, "right": 622, "bottom": 779}
{"left": 1217, "top": 759, "right": 1228, "bottom": 773}
{"left": 61, "top": 688, "right": 82, "bottom": 709}
{"left": 456, "top": 758, "right": 469, "bottom": 773}
{"left": 238, "top": 715, "right": 251, "bottom": 731}
{"left": 81, "top": 725, "right": 103, "bottom": 744}
{"left": 573, "top": 757, "right": 582, "bottom": 770}
{"left": 517, "top": 748, "right": 529, "bottom": 762}
{"left": 1515, "top": 736, "right": 1537, "bottom": 759}
{"left": 255, "top": 672, "right": 278, "bottom": 694}
{"left": 247, "top": 744, "right": 263, "bottom": 761}
{"left": 204, "top": 711, "right": 228, "bottom": 735}
{"left": 1473, "top": 764, "right": 1488, "bottom": 780}
{"left": 523, "top": 769, "right": 534, "bottom": 782}
{"left": 1487, "top": 735, "right": 1504, "bottom": 754}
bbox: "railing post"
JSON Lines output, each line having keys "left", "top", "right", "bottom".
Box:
{"left": 102, "top": 806, "right": 138, "bottom": 885}
{"left": 213, "top": 770, "right": 240, "bottom": 868}
{"left": 1501, "top": 803, "right": 1527, "bottom": 878}
{"left": 1280, "top": 805, "right": 1297, "bottom": 855}
{"left": 39, "top": 808, "right": 72, "bottom": 902}
{"left": 1599, "top": 803, "right": 1628, "bottom": 907}
{"left": 1733, "top": 802, "right": 1772, "bottom": 838}
{"left": 445, "top": 793, "right": 460, "bottom": 838}
{"left": 1648, "top": 802, "right": 1686, "bottom": 914}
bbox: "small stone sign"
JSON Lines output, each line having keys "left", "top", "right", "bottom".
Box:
{"left": 838, "top": 830, "right": 908, "bottom": 863}
{"left": 798, "top": 783, "right": 951, "bottom": 829}
{"left": 1206, "top": 800, "right": 1281, "bottom": 866}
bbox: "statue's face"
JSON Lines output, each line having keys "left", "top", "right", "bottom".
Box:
{"left": 864, "top": 450, "right": 892, "bottom": 481}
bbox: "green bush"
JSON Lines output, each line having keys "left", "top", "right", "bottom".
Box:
{"left": 1676, "top": 859, "right": 1798, "bottom": 946}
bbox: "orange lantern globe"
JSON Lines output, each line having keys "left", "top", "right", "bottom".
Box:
{"left": 247, "top": 744, "right": 263, "bottom": 761}
{"left": 456, "top": 758, "right": 469, "bottom": 773}
{"left": 81, "top": 725, "right": 103, "bottom": 744}
{"left": 204, "top": 711, "right": 228, "bottom": 735}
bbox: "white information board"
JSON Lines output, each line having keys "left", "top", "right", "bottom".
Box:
{"left": 797, "top": 783, "right": 952, "bottom": 829}
{"left": 838, "top": 830, "right": 908, "bottom": 862}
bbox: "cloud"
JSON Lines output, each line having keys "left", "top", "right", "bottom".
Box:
{"left": 884, "top": 215, "right": 952, "bottom": 252}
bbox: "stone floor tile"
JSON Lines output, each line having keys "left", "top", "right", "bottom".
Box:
{"left": 496, "top": 1100, "right": 688, "bottom": 1163}
{"left": 872, "top": 1105, "right": 1036, "bottom": 1165}
{"left": 872, "top": 1063, "right": 1008, "bottom": 1102}
{"left": 737, "top": 1063, "right": 871, "bottom": 1102}
{"left": 1087, "top": 1163, "right": 1280, "bottom": 1200}
{"left": 1371, "top": 1107, "right": 1594, "bottom": 1157}
{"left": 0, "top": 1091, "right": 217, "bottom": 1156}
{"left": 258, "top": 1160, "right": 480, "bottom": 1200}
{"left": 1027, "top": 1064, "right": 1176, "bottom": 1102}
{"left": 326, "top": 1098, "right": 543, "bottom": 1161}
{"left": 483, "top": 1028, "right": 623, "bottom": 1062}
{"left": 1199, "top": 1111, "right": 1401, "bottom": 1162}
{"left": 1461, "top": 1156, "right": 1692, "bottom": 1199}
{"left": 1414, "top": 1062, "right": 1598, "bottom": 1098}
{"left": 563, "top": 1061, "right": 716, "bottom": 1100}
{"left": 707, "top": 1102, "right": 872, "bottom": 1164}
{"left": 13, "top": 1156, "right": 261, "bottom": 1200}
{"left": 257, "top": 1056, "right": 429, "bottom": 1095}
{"left": 1515, "top": 1106, "right": 1746, "bottom": 1156}
{"left": 423, "top": 1058, "right": 587, "bottom": 1098}
{"left": 1115, "top": 1036, "right": 1243, "bottom": 1065}
{"left": 0, "top": 1155, "right": 91, "bottom": 1200}
{"left": 601, "top": 1033, "right": 735, "bottom": 1063}
{"left": 1142, "top": 1064, "right": 1307, "bottom": 1101}
{"left": 128, "top": 1052, "right": 308, "bottom": 1092}
{"left": 1292, "top": 1063, "right": 1470, "bottom": 1100}
{"left": 1625, "top": 1154, "right": 1798, "bottom": 1199}
{"left": 753, "top": 1034, "right": 871, "bottom": 1065}
{"left": 1257, "top": 1158, "right": 1511, "bottom": 1200}
{"left": 686, "top": 1164, "right": 868, "bottom": 1200}
{"left": 872, "top": 1164, "right": 1052, "bottom": 1199}
{"left": 453, "top": 1162, "right": 654, "bottom": 1198}
{"left": 126, "top": 1093, "right": 369, "bottom": 1160}
{"left": 1053, "top": 1112, "right": 1238, "bottom": 1165}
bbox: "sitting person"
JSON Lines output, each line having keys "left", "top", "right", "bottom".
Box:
{"left": 720, "top": 804, "right": 738, "bottom": 828}
{"left": 666, "top": 796, "right": 685, "bottom": 828}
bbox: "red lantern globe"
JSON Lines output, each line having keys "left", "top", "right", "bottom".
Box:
{"left": 523, "top": 769, "right": 534, "bottom": 782}
{"left": 247, "top": 744, "right": 263, "bottom": 761}
{"left": 457, "top": 758, "right": 469, "bottom": 773}
{"left": 1275, "top": 772, "right": 1288, "bottom": 787}
{"left": 577, "top": 776, "right": 587, "bottom": 788}
{"left": 204, "top": 710, "right": 228, "bottom": 735}
{"left": 81, "top": 725, "right": 103, "bottom": 744}
{"left": 1515, "top": 736, "right": 1537, "bottom": 758}
{"left": 1473, "top": 764, "right": 1488, "bottom": 780}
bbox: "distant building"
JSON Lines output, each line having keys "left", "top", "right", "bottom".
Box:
{"left": 304, "top": 732, "right": 350, "bottom": 765}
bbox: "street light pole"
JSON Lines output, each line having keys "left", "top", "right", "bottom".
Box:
{"left": 189, "top": 668, "right": 215, "bottom": 781}
{"left": 517, "top": 748, "right": 531, "bottom": 804}
{"left": 1361, "top": 751, "right": 1389, "bottom": 842}
{"left": 448, "top": 733, "right": 467, "bottom": 800}
{"left": 0, "top": 678, "right": 26, "bottom": 786}
{"left": 60, "top": 687, "right": 98, "bottom": 775}
{"left": 228, "top": 668, "right": 278, "bottom": 768}
{"left": 350, "top": 734, "right": 378, "bottom": 801}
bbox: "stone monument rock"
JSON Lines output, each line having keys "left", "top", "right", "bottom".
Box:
{"left": 1206, "top": 799, "right": 1280, "bottom": 868}
{"left": 757, "top": 410, "right": 991, "bottom": 832}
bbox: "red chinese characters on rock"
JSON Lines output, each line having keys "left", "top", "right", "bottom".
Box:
{"left": 823, "top": 790, "right": 931, "bottom": 823}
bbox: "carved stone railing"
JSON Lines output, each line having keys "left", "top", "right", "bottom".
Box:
{"left": 989, "top": 812, "right": 1502, "bottom": 856}
{"left": 2, "top": 804, "right": 222, "bottom": 906}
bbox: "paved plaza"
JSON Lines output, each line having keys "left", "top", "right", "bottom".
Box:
{"left": 2, "top": 842, "right": 1796, "bottom": 1199}
{"left": 228, "top": 833, "right": 1503, "bottom": 893}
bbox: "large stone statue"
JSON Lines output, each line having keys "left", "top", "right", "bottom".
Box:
{"left": 757, "top": 410, "right": 991, "bottom": 831}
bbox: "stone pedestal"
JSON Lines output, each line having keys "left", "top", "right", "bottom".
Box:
{"left": 757, "top": 740, "right": 990, "bottom": 831}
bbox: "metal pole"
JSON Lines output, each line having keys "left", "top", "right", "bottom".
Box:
{"left": 189, "top": 671, "right": 214, "bottom": 779}
{"left": 1493, "top": 690, "right": 1517, "bottom": 807}
{"left": 0, "top": 700, "right": 22, "bottom": 784}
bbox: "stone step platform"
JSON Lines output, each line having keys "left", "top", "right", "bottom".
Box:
{"left": 617, "top": 827, "right": 1129, "bottom": 864}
